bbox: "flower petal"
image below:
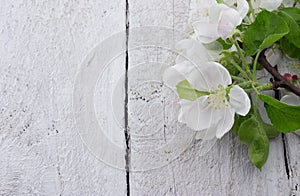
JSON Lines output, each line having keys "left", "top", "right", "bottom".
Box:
{"left": 223, "top": 0, "right": 236, "bottom": 6}
{"left": 163, "top": 65, "right": 186, "bottom": 88}
{"left": 236, "top": 0, "right": 249, "bottom": 19}
{"left": 164, "top": 61, "right": 230, "bottom": 92}
{"left": 175, "top": 39, "right": 221, "bottom": 65}
{"left": 282, "top": 0, "right": 294, "bottom": 7}
{"left": 229, "top": 85, "right": 251, "bottom": 116}
{"left": 198, "top": 62, "right": 232, "bottom": 90}
{"left": 259, "top": 0, "right": 282, "bottom": 11}
{"left": 215, "top": 107, "right": 235, "bottom": 138}
{"left": 217, "top": 8, "right": 242, "bottom": 40}
{"left": 195, "top": 126, "right": 217, "bottom": 140}
{"left": 178, "top": 97, "right": 222, "bottom": 131}
{"left": 193, "top": 20, "right": 219, "bottom": 43}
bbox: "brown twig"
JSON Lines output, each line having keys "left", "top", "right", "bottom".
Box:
{"left": 258, "top": 49, "right": 300, "bottom": 97}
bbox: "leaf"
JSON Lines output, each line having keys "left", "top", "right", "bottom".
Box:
{"left": 280, "top": 37, "right": 300, "bottom": 58}
{"left": 280, "top": 7, "right": 300, "bottom": 25}
{"left": 217, "top": 38, "right": 233, "bottom": 50}
{"left": 262, "top": 122, "right": 280, "bottom": 138}
{"left": 176, "top": 80, "right": 209, "bottom": 101}
{"left": 278, "top": 8, "right": 300, "bottom": 48}
{"left": 243, "top": 10, "right": 289, "bottom": 56}
{"left": 232, "top": 113, "right": 251, "bottom": 135}
{"left": 278, "top": 8, "right": 300, "bottom": 58}
{"left": 258, "top": 94, "right": 300, "bottom": 132}
{"left": 238, "top": 115, "right": 269, "bottom": 170}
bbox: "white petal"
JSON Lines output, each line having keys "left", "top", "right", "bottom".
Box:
{"left": 223, "top": 0, "right": 236, "bottom": 6}
{"left": 217, "top": 8, "right": 242, "bottom": 40}
{"left": 175, "top": 61, "right": 212, "bottom": 91}
{"left": 175, "top": 39, "right": 194, "bottom": 51}
{"left": 281, "top": 94, "right": 300, "bottom": 106}
{"left": 193, "top": 21, "right": 219, "bottom": 44}
{"left": 282, "top": 0, "right": 294, "bottom": 7}
{"left": 198, "top": 62, "right": 232, "bottom": 90}
{"left": 163, "top": 66, "right": 185, "bottom": 88}
{"left": 229, "top": 85, "right": 251, "bottom": 116}
{"left": 163, "top": 60, "right": 209, "bottom": 91}
{"left": 236, "top": 0, "right": 249, "bottom": 19}
{"left": 178, "top": 97, "right": 220, "bottom": 131}
{"left": 195, "top": 126, "right": 217, "bottom": 140}
{"left": 215, "top": 107, "right": 235, "bottom": 138}
{"left": 175, "top": 39, "right": 221, "bottom": 65}
{"left": 259, "top": 0, "right": 282, "bottom": 11}
{"left": 165, "top": 57, "right": 232, "bottom": 93}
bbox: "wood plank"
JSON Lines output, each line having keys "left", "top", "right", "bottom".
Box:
{"left": 283, "top": 133, "right": 300, "bottom": 195}
{"left": 0, "top": 0, "right": 127, "bottom": 195}
{"left": 127, "top": 0, "right": 290, "bottom": 195}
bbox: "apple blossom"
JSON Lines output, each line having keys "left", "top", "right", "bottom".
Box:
{"left": 191, "top": 0, "right": 249, "bottom": 43}
{"left": 163, "top": 60, "right": 251, "bottom": 140}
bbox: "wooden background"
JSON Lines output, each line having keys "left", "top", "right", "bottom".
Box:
{"left": 1, "top": 0, "right": 300, "bottom": 195}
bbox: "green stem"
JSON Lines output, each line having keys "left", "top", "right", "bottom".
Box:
{"left": 240, "top": 82, "right": 273, "bottom": 93}
{"left": 252, "top": 50, "right": 261, "bottom": 81}
{"left": 231, "top": 75, "right": 246, "bottom": 82}
{"left": 255, "top": 82, "right": 273, "bottom": 91}
{"left": 248, "top": 0, "right": 256, "bottom": 21}
{"left": 243, "top": 16, "right": 252, "bottom": 25}
{"left": 231, "top": 61, "right": 250, "bottom": 80}
{"left": 230, "top": 36, "right": 252, "bottom": 79}
{"left": 252, "top": 94, "right": 260, "bottom": 117}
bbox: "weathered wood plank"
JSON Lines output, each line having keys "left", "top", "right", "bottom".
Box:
{"left": 127, "top": 0, "right": 290, "bottom": 195}
{"left": 0, "top": 0, "right": 127, "bottom": 195}
{"left": 283, "top": 133, "right": 300, "bottom": 195}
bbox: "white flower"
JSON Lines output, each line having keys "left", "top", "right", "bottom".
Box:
{"left": 164, "top": 60, "right": 251, "bottom": 140}
{"left": 251, "top": 0, "right": 287, "bottom": 11}
{"left": 257, "top": 0, "right": 282, "bottom": 11}
{"left": 174, "top": 39, "right": 222, "bottom": 65}
{"left": 191, "top": 0, "right": 249, "bottom": 43}
{"left": 282, "top": 0, "right": 294, "bottom": 7}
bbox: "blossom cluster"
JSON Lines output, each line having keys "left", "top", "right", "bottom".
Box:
{"left": 163, "top": 0, "right": 300, "bottom": 168}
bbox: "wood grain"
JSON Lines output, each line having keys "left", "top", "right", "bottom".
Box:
{"left": 0, "top": 0, "right": 126, "bottom": 195}
{"left": 1, "top": 0, "right": 300, "bottom": 195}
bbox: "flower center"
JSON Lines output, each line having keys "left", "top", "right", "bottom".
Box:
{"left": 207, "top": 85, "right": 229, "bottom": 109}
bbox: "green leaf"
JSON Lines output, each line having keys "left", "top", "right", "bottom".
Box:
{"left": 280, "top": 37, "right": 300, "bottom": 58}
{"left": 232, "top": 114, "right": 251, "bottom": 135}
{"left": 278, "top": 8, "right": 300, "bottom": 58}
{"left": 238, "top": 115, "right": 269, "bottom": 170}
{"left": 176, "top": 80, "right": 209, "bottom": 101}
{"left": 262, "top": 122, "right": 280, "bottom": 138}
{"left": 280, "top": 7, "right": 300, "bottom": 25}
{"left": 244, "top": 10, "right": 289, "bottom": 56}
{"left": 217, "top": 38, "right": 233, "bottom": 50}
{"left": 259, "top": 94, "right": 300, "bottom": 132}
{"left": 278, "top": 8, "right": 300, "bottom": 48}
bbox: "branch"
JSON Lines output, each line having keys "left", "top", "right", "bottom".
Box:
{"left": 258, "top": 49, "right": 300, "bottom": 97}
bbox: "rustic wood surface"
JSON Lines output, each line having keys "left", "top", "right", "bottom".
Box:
{"left": 1, "top": 0, "right": 300, "bottom": 195}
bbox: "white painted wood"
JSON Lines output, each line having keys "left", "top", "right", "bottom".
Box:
{"left": 0, "top": 0, "right": 126, "bottom": 195}
{"left": 1, "top": 0, "right": 300, "bottom": 195}
{"left": 283, "top": 133, "right": 300, "bottom": 195}
{"left": 127, "top": 0, "right": 292, "bottom": 195}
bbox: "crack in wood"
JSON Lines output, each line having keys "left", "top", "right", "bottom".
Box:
{"left": 124, "top": 0, "right": 131, "bottom": 195}
{"left": 282, "top": 133, "right": 293, "bottom": 180}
